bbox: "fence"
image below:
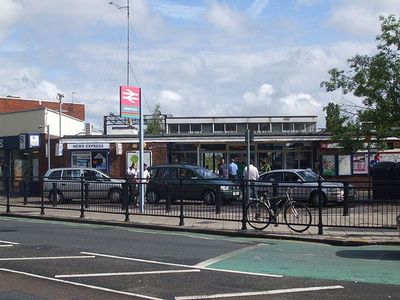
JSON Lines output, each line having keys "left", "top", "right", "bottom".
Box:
{"left": 0, "top": 176, "right": 399, "bottom": 233}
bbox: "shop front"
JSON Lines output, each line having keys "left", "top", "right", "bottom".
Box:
{"left": 67, "top": 143, "right": 110, "bottom": 173}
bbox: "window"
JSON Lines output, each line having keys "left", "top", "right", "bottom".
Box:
{"left": 180, "top": 124, "right": 190, "bottom": 133}
{"left": 159, "top": 167, "right": 177, "bottom": 179}
{"left": 169, "top": 124, "right": 178, "bottom": 134}
{"left": 294, "top": 123, "right": 305, "bottom": 131}
{"left": 63, "top": 169, "right": 81, "bottom": 180}
{"left": 248, "top": 123, "right": 258, "bottom": 131}
{"left": 262, "top": 172, "right": 282, "bottom": 182}
{"left": 283, "top": 123, "right": 292, "bottom": 132}
{"left": 283, "top": 172, "right": 300, "bottom": 182}
{"left": 225, "top": 123, "right": 237, "bottom": 132}
{"left": 190, "top": 124, "right": 201, "bottom": 132}
{"left": 48, "top": 170, "right": 62, "bottom": 180}
{"left": 259, "top": 123, "right": 270, "bottom": 132}
{"left": 272, "top": 123, "right": 282, "bottom": 133}
{"left": 214, "top": 124, "right": 224, "bottom": 132}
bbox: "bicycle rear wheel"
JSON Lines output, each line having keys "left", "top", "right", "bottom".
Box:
{"left": 245, "top": 200, "right": 271, "bottom": 230}
{"left": 284, "top": 201, "right": 312, "bottom": 233}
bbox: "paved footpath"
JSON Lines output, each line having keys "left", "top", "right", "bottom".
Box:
{"left": 1, "top": 206, "right": 399, "bottom": 246}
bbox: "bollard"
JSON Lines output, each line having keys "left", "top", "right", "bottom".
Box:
{"left": 23, "top": 181, "right": 28, "bottom": 205}
{"left": 241, "top": 179, "right": 247, "bottom": 230}
{"left": 317, "top": 176, "right": 323, "bottom": 235}
{"left": 343, "top": 182, "right": 349, "bottom": 216}
{"left": 123, "top": 179, "right": 130, "bottom": 222}
{"left": 166, "top": 184, "right": 171, "bottom": 213}
{"left": 80, "top": 175, "right": 85, "bottom": 218}
{"left": 84, "top": 182, "right": 89, "bottom": 209}
{"left": 6, "top": 176, "right": 10, "bottom": 213}
{"left": 215, "top": 185, "right": 221, "bottom": 215}
{"left": 179, "top": 179, "right": 184, "bottom": 226}
{"left": 51, "top": 182, "right": 57, "bottom": 207}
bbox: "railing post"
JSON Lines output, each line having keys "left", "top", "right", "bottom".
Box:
{"left": 23, "top": 181, "right": 28, "bottom": 205}
{"left": 272, "top": 182, "right": 278, "bottom": 197}
{"left": 241, "top": 179, "right": 247, "bottom": 230}
{"left": 80, "top": 175, "right": 85, "bottom": 218}
{"left": 6, "top": 176, "right": 10, "bottom": 213}
{"left": 317, "top": 176, "right": 324, "bottom": 235}
{"left": 40, "top": 176, "right": 45, "bottom": 215}
{"left": 84, "top": 182, "right": 89, "bottom": 209}
{"left": 215, "top": 183, "right": 221, "bottom": 215}
{"left": 52, "top": 182, "right": 57, "bottom": 207}
{"left": 123, "top": 179, "right": 130, "bottom": 222}
{"left": 166, "top": 183, "right": 171, "bottom": 213}
{"left": 343, "top": 182, "right": 349, "bottom": 216}
{"left": 179, "top": 178, "right": 184, "bottom": 226}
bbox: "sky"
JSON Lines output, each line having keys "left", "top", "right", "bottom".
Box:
{"left": 0, "top": 0, "right": 399, "bottom": 130}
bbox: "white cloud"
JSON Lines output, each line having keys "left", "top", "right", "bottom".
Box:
{"left": 328, "top": 0, "right": 400, "bottom": 36}
{"left": 205, "top": 2, "right": 249, "bottom": 34}
{"left": 0, "top": 0, "right": 23, "bottom": 39}
{"left": 242, "top": 84, "right": 274, "bottom": 106}
{"left": 247, "top": 0, "right": 270, "bottom": 18}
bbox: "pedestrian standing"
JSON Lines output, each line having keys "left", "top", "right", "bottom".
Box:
{"left": 243, "top": 160, "right": 260, "bottom": 199}
{"left": 137, "top": 163, "right": 150, "bottom": 202}
{"left": 218, "top": 158, "right": 228, "bottom": 178}
{"left": 228, "top": 158, "right": 238, "bottom": 180}
{"left": 126, "top": 162, "right": 138, "bottom": 206}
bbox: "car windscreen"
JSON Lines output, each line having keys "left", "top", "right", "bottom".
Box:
{"left": 193, "top": 167, "right": 219, "bottom": 179}
{"left": 297, "top": 170, "right": 320, "bottom": 181}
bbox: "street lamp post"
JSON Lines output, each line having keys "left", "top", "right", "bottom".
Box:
{"left": 109, "top": 0, "right": 130, "bottom": 86}
{"left": 47, "top": 125, "right": 51, "bottom": 170}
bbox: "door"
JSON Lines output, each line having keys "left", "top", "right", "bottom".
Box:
{"left": 61, "top": 169, "right": 82, "bottom": 199}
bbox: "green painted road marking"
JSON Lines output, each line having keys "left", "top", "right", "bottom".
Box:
{"left": 208, "top": 240, "right": 400, "bottom": 285}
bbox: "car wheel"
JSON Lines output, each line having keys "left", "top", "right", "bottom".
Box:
{"left": 310, "top": 191, "right": 327, "bottom": 207}
{"left": 108, "top": 188, "right": 122, "bottom": 203}
{"left": 48, "top": 191, "right": 64, "bottom": 205}
{"left": 146, "top": 190, "right": 159, "bottom": 204}
{"left": 202, "top": 190, "right": 216, "bottom": 205}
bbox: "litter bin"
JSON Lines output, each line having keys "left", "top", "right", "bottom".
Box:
{"left": 370, "top": 161, "right": 394, "bottom": 200}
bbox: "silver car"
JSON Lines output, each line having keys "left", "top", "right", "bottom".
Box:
{"left": 43, "top": 168, "right": 124, "bottom": 204}
{"left": 257, "top": 169, "right": 356, "bottom": 205}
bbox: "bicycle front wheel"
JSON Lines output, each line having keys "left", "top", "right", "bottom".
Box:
{"left": 284, "top": 201, "right": 312, "bottom": 233}
{"left": 245, "top": 200, "right": 271, "bottom": 230}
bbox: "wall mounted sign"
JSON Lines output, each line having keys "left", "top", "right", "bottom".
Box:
{"left": 67, "top": 143, "right": 110, "bottom": 150}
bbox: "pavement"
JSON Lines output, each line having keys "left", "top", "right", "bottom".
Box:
{"left": 1, "top": 206, "right": 399, "bottom": 246}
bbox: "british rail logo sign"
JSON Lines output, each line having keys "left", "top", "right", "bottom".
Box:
{"left": 120, "top": 86, "right": 141, "bottom": 120}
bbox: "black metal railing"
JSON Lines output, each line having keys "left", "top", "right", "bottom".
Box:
{"left": 0, "top": 176, "right": 399, "bottom": 233}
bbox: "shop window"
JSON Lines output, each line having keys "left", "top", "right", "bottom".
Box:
{"left": 286, "top": 152, "right": 298, "bottom": 169}
{"left": 283, "top": 123, "right": 292, "bottom": 132}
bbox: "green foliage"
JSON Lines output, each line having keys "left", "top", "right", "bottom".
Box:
{"left": 321, "top": 15, "right": 400, "bottom": 152}
{"left": 145, "top": 104, "right": 164, "bottom": 135}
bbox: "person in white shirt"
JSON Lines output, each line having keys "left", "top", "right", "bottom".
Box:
{"left": 126, "top": 163, "right": 138, "bottom": 205}
{"left": 243, "top": 160, "right": 259, "bottom": 199}
{"left": 137, "top": 164, "right": 150, "bottom": 202}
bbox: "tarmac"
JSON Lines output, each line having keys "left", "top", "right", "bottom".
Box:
{"left": 1, "top": 206, "right": 399, "bottom": 246}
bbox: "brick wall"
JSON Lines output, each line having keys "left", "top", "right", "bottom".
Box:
{"left": 0, "top": 97, "right": 85, "bottom": 121}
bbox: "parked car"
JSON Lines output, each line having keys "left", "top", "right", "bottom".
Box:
{"left": 146, "top": 164, "right": 241, "bottom": 205}
{"left": 43, "top": 168, "right": 124, "bottom": 204}
{"left": 257, "top": 169, "right": 356, "bottom": 206}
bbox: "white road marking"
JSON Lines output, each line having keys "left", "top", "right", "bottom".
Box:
{"left": 0, "top": 240, "right": 19, "bottom": 245}
{"left": 194, "top": 244, "right": 266, "bottom": 268}
{"left": 174, "top": 285, "right": 345, "bottom": 299}
{"left": 0, "top": 255, "right": 95, "bottom": 261}
{"left": 0, "top": 245, "right": 14, "bottom": 248}
{"left": 0, "top": 268, "right": 164, "bottom": 300}
{"left": 80, "top": 251, "right": 282, "bottom": 278}
{"left": 55, "top": 269, "right": 201, "bottom": 278}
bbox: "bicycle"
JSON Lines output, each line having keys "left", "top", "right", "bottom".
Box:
{"left": 245, "top": 188, "right": 312, "bottom": 233}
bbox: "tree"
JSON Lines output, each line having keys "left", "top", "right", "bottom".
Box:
{"left": 145, "top": 104, "right": 164, "bottom": 135}
{"left": 321, "top": 15, "right": 400, "bottom": 151}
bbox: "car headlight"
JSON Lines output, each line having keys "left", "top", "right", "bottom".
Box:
{"left": 220, "top": 185, "right": 230, "bottom": 191}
